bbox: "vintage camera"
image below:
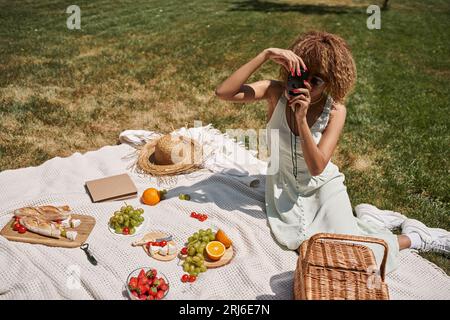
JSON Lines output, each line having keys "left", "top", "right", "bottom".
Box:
{"left": 287, "top": 67, "right": 310, "bottom": 97}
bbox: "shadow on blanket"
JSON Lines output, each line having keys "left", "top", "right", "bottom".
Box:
{"left": 167, "top": 173, "right": 267, "bottom": 220}
{"left": 168, "top": 172, "right": 311, "bottom": 255}
{"left": 256, "top": 271, "right": 295, "bottom": 300}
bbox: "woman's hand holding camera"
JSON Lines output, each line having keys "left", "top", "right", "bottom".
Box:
{"left": 287, "top": 81, "right": 312, "bottom": 122}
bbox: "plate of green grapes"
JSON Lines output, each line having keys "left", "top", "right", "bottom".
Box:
{"left": 108, "top": 204, "right": 146, "bottom": 236}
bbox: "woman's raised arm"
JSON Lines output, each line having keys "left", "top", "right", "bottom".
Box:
{"left": 215, "top": 48, "right": 305, "bottom": 103}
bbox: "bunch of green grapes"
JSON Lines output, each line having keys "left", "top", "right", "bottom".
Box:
{"left": 109, "top": 204, "right": 144, "bottom": 235}
{"left": 182, "top": 229, "right": 216, "bottom": 276}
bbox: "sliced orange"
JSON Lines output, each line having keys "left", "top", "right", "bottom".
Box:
{"left": 215, "top": 229, "right": 232, "bottom": 248}
{"left": 141, "top": 188, "right": 160, "bottom": 206}
{"left": 205, "top": 241, "right": 226, "bottom": 261}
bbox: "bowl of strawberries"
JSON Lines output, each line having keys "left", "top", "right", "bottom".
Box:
{"left": 126, "top": 267, "right": 169, "bottom": 300}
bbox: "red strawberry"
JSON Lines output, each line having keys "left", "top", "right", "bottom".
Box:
{"left": 152, "top": 278, "right": 160, "bottom": 288}
{"left": 138, "top": 284, "right": 148, "bottom": 295}
{"left": 147, "top": 277, "right": 154, "bottom": 286}
{"left": 149, "top": 287, "right": 158, "bottom": 297}
{"left": 128, "top": 277, "right": 138, "bottom": 290}
{"left": 138, "top": 269, "right": 146, "bottom": 280}
{"left": 156, "top": 290, "right": 164, "bottom": 300}
{"left": 138, "top": 277, "right": 147, "bottom": 287}
{"left": 131, "top": 290, "right": 139, "bottom": 298}
{"left": 147, "top": 295, "right": 155, "bottom": 300}
{"left": 146, "top": 269, "right": 157, "bottom": 279}
{"left": 160, "top": 283, "right": 169, "bottom": 292}
{"left": 139, "top": 294, "right": 147, "bottom": 300}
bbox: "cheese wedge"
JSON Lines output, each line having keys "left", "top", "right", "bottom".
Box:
{"left": 71, "top": 219, "right": 81, "bottom": 228}
{"left": 149, "top": 245, "right": 159, "bottom": 256}
{"left": 158, "top": 244, "right": 169, "bottom": 256}
{"left": 65, "top": 231, "right": 78, "bottom": 241}
{"left": 168, "top": 243, "right": 177, "bottom": 255}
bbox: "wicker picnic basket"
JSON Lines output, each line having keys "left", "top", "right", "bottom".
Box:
{"left": 294, "top": 233, "right": 390, "bottom": 300}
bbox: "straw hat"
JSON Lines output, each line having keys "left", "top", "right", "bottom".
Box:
{"left": 137, "top": 134, "right": 203, "bottom": 176}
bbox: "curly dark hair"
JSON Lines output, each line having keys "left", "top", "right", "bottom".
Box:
{"left": 279, "top": 31, "right": 357, "bottom": 103}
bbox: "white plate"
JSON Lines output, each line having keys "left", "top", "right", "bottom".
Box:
{"left": 108, "top": 217, "right": 147, "bottom": 237}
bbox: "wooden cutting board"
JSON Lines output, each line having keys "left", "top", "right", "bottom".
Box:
{"left": 0, "top": 214, "right": 96, "bottom": 248}
{"left": 139, "top": 231, "right": 178, "bottom": 262}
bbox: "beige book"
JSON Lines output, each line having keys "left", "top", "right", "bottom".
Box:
{"left": 85, "top": 173, "right": 138, "bottom": 202}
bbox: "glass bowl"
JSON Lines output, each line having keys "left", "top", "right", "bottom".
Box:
{"left": 126, "top": 267, "right": 170, "bottom": 300}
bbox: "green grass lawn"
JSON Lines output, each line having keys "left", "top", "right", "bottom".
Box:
{"left": 0, "top": 0, "right": 449, "bottom": 273}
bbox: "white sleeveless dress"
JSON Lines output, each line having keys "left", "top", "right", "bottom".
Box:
{"left": 265, "top": 94, "right": 400, "bottom": 274}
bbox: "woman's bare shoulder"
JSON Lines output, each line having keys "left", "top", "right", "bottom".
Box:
{"left": 330, "top": 101, "right": 347, "bottom": 120}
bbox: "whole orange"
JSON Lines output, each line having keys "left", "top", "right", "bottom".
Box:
{"left": 141, "top": 188, "right": 160, "bottom": 206}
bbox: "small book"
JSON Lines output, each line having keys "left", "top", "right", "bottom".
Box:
{"left": 85, "top": 173, "right": 138, "bottom": 203}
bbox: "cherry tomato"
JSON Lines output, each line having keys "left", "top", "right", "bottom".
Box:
{"left": 181, "top": 274, "right": 189, "bottom": 283}
{"left": 190, "top": 212, "right": 196, "bottom": 218}
{"left": 13, "top": 222, "right": 21, "bottom": 231}
{"left": 188, "top": 275, "right": 197, "bottom": 283}
{"left": 122, "top": 227, "right": 130, "bottom": 235}
{"left": 156, "top": 290, "right": 164, "bottom": 300}
{"left": 18, "top": 225, "right": 27, "bottom": 234}
{"left": 181, "top": 247, "right": 188, "bottom": 255}
{"left": 159, "top": 240, "right": 167, "bottom": 247}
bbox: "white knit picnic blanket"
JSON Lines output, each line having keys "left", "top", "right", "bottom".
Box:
{"left": 0, "top": 138, "right": 449, "bottom": 299}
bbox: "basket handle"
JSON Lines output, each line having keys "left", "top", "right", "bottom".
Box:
{"left": 303, "top": 233, "right": 389, "bottom": 281}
